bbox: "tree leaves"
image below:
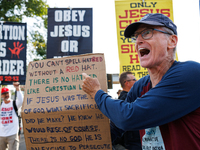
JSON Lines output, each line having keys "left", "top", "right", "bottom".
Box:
{"left": 0, "top": 0, "right": 49, "bottom": 61}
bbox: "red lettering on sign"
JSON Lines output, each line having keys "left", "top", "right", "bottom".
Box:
{"left": 129, "top": 54, "right": 139, "bottom": 64}
{"left": 118, "top": 9, "right": 170, "bottom": 29}
{"left": 0, "top": 76, "right": 19, "bottom": 82}
{"left": 66, "top": 66, "right": 79, "bottom": 73}
{"left": 121, "top": 44, "right": 136, "bottom": 53}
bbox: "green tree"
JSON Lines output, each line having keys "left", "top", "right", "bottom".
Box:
{"left": 0, "top": 0, "right": 49, "bottom": 61}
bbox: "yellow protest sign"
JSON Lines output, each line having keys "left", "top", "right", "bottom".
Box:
{"left": 115, "top": 0, "right": 178, "bottom": 79}
{"left": 22, "top": 53, "right": 112, "bottom": 150}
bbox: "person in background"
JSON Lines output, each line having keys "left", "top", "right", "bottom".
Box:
{"left": 0, "top": 82, "right": 23, "bottom": 150}
{"left": 112, "top": 71, "right": 141, "bottom": 150}
{"left": 117, "top": 89, "right": 122, "bottom": 97}
{"left": 82, "top": 13, "right": 200, "bottom": 150}
{"left": 118, "top": 72, "right": 137, "bottom": 100}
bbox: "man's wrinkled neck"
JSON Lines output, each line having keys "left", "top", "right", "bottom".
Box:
{"left": 148, "top": 60, "right": 175, "bottom": 88}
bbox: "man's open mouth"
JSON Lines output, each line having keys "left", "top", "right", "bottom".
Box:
{"left": 139, "top": 48, "right": 150, "bottom": 57}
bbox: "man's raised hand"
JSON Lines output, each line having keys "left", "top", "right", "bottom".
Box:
{"left": 82, "top": 73, "right": 101, "bottom": 99}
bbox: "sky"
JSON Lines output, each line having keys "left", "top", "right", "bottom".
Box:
{"left": 46, "top": 0, "right": 200, "bottom": 75}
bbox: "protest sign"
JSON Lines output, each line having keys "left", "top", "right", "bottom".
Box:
{"left": 115, "top": 0, "right": 178, "bottom": 79}
{"left": 47, "top": 8, "right": 93, "bottom": 58}
{"left": 22, "top": 53, "right": 112, "bottom": 150}
{"left": 0, "top": 22, "right": 26, "bottom": 85}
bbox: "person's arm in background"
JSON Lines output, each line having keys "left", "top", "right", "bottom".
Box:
{"left": 13, "top": 82, "right": 23, "bottom": 108}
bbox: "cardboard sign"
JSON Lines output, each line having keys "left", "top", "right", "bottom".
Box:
{"left": 22, "top": 53, "right": 112, "bottom": 150}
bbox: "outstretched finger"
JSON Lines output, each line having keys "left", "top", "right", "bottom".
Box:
{"left": 82, "top": 73, "right": 90, "bottom": 79}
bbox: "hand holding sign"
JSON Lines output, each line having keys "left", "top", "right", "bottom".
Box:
{"left": 82, "top": 73, "right": 101, "bottom": 99}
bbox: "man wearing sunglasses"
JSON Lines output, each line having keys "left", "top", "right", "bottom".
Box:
{"left": 112, "top": 71, "right": 141, "bottom": 150}
{"left": 118, "top": 71, "right": 137, "bottom": 101}
{"left": 82, "top": 13, "right": 200, "bottom": 150}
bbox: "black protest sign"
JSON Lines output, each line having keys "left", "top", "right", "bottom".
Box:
{"left": 47, "top": 8, "right": 93, "bottom": 58}
{"left": 0, "top": 22, "right": 27, "bottom": 85}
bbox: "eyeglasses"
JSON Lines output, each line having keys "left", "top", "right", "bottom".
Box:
{"left": 131, "top": 28, "right": 173, "bottom": 43}
{"left": 124, "top": 79, "right": 137, "bottom": 83}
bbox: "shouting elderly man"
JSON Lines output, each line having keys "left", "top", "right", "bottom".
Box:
{"left": 82, "top": 13, "right": 200, "bottom": 150}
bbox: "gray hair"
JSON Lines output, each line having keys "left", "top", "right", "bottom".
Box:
{"left": 161, "top": 27, "right": 177, "bottom": 58}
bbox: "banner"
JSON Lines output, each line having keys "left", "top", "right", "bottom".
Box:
{"left": 0, "top": 22, "right": 26, "bottom": 85}
{"left": 47, "top": 8, "right": 93, "bottom": 58}
{"left": 115, "top": 0, "right": 178, "bottom": 79}
{"left": 22, "top": 53, "right": 112, "bottom": 150}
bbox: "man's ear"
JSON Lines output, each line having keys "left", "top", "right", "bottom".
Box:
{"left": 167, "top": 35, "right": 178, "bottom": 49}
{"left": 124, "top": 81, "right": 127, "bottom": 86}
